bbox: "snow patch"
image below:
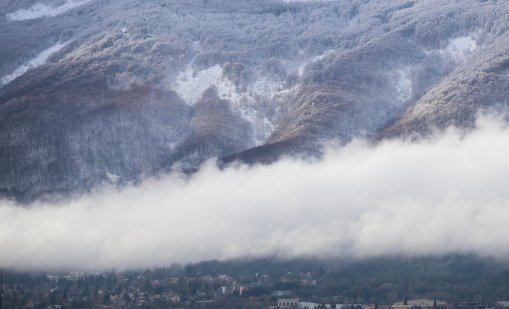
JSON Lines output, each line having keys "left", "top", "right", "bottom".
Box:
{"left": 6, "top": 0, "right": 92, "bottom": 21}
{"left": 106, "top": 172, "right": 120, "bottom": 184}
{"left": 282, "top": 0, "right": 335, "bottom": 2}
{"left": 297, "top": 49, "right": 335, "bottom": 77}
{"left": 174, "top": 64, "right": 239, "bottom": 104}
{"left": 173, "top": 65, "right": 290, "bottom": 145}
{"left": 395, "top": 68, "right": 412, "bottom": 102}
{"left": 1, "top": 41, "right": 67, "bottom": 86}
{"left": 444, "top": 35, "right": 478, "bottom": 63}
{"left": 249, "top": 77, "right": 285, "bottom": 99}
{"left": 238, "top": 77, "right": 282, "bottom": 142}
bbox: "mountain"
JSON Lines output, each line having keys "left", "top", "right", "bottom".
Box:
{"left": 1, "top": 0, "right": 509, "bottom": 201}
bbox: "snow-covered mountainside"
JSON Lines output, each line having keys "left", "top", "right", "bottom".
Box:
{"left": 6, "top": 0, "right": 93, "bottom": 21}
{"left": 1, "top": 41, "right": 67, "bottom": 85}
{"left": 1, "top": 0, "right": 509, "bottom": 200}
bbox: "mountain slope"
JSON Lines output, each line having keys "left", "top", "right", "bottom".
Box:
{"left": 1, "top": 0, "right": 509, "bottom": 200}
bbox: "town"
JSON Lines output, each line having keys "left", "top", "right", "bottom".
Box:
{"left": 1, "top": 256, "right": 509, "bottom": 309}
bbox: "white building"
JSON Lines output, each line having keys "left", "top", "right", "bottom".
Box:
{"left": 300, "top": 302, "right": 320, "bottom": 309}
{"left": 278, "top": 299, "right": 300, "bottom": 308}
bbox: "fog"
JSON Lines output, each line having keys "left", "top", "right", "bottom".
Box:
{"left": 1, "top": 115, "right": 509, "bottom": 270}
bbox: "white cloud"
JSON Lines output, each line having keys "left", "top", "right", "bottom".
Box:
{"left": 1, "top": 115, "right": 509, "bottom": 270}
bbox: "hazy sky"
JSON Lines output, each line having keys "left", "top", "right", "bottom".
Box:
{"left": 1, "top": 115, "right": 509, "bottom": 270}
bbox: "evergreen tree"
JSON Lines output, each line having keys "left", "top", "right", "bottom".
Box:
{"left": 103, "top": 291, "right": 110, "bottom": 304}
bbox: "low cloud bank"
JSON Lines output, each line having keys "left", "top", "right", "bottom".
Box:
{"left": 1, "top": 116, "right": 509, "bottom": 270}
